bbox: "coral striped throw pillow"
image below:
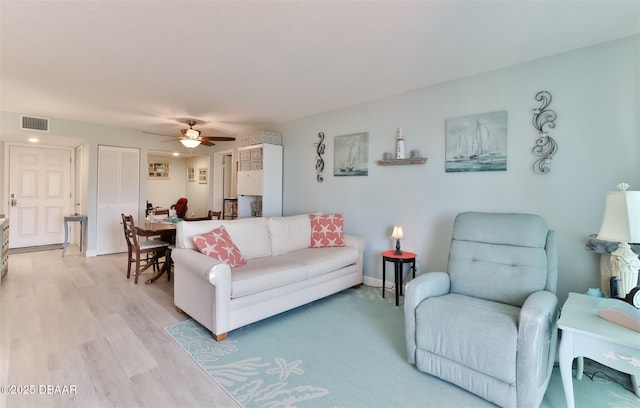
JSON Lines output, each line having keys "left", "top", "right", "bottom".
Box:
{"left": 192, "top": 226, "right": 246, "bottom": 267}
{"left": 310, "top": 214, "right": 345, "bottom": 248}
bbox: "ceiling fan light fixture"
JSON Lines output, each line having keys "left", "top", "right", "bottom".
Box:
{"left": 185, "top": 128, "right": 200, "bottom": 138}
{"left": 180, "top": 138, "right": 201, "bottom": 148}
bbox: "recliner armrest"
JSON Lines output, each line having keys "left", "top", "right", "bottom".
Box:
{"left": 516, "top": 290, "right": 558, "bottom": 407}
{"left": 404, "top": 272, "right": 451, "bottom": 364}
{"left": 405, "top": 272, "right": 451, "bottom": 308}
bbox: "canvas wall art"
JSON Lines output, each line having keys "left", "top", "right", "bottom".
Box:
{"left": 445, "top": 110, "right": 508, "bottom": 172}
{"left": 334, "top": 132, "right": 369, "bottom": 176}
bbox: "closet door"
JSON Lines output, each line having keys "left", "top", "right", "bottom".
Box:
{"left": 96, "top": 146, "right": 139, "bottom": 255}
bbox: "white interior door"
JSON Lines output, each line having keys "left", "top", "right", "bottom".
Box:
{"left": 96, "top": 146, "right": 139, "bottom": 255}
{"left": 8, "top": 145, "right": 72, "bottom": 248}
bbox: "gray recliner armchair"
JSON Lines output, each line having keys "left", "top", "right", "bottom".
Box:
{"left": 405, "top": 212, "right": 558, "bottom": 408}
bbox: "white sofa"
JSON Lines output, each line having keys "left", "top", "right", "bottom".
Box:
{"left": 171, "top": 214, "right": 365, "bottom": 341}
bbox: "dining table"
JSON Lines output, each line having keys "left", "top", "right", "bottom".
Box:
{"left": 135, "top": 221, "right": 177, "bottom": 284}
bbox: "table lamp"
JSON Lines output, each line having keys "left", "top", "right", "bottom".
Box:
{"left": 596, "top": 185, "right": 640, "bottom": 296}
{"left": 391, "top": 225, "right": 404, "bottom": 255}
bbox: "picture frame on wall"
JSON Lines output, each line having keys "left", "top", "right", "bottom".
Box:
{"left": 198, "top": 167, "right": 208, "bottom": 184}
{"left": 445, "top": 110, "right": 508, "bottom": 173}
{"left": 334, "top": 132, "right": 369, "bottom": 176}
{"left": 187, "top": 166, "right": 196, "bottom": 182}
{"left": 148, "top": 161, "right": 170, "bottom": 179}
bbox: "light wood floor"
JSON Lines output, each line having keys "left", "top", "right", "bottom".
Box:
{"left": 0, "top": 247, "right": 239, "bottom": 408}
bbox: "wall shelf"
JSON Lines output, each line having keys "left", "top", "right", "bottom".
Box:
{"left": 377, "top": 157, "right": 427, "bottom": 166}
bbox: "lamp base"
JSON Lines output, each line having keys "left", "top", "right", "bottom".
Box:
{"left": 394, "top": 239, "right": 402, "bottom": 255}
{"left": 611, "top": 242, "right": 640, "bottom": 296}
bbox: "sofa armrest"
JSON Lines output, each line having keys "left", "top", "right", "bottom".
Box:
{"left": 516, "top": 290, "right": 558, "bottom": 407}
{"left": 171, "top": 248, "right": 232, "bottom": 286}
{"left": 343, "top": 233, "right": 363, "bottom": 249}
{"left": 344, "top": 234, "right": 365, "bottom": 284}
{"left": 172, "top": 248, "right": 233, "bottom": 337}
{"left": 404, "top": 272, "right": 451, "bottom": 363}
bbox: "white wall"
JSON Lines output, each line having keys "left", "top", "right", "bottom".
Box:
{"left": 276, "top": 35, "right": 640, "bottom": 304}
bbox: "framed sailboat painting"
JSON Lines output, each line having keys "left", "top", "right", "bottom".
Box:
{"left": 334, "top": 132, "right": 369, "bottom": 176}
{"left": 445, "top": 110, "right": 508, "bottom": 172}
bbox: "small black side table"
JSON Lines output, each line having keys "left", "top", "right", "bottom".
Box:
{"left": 381, "top": 250, "right": 417, "bottom": 306}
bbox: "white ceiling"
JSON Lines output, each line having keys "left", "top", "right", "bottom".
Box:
{"left": 1, "top": 0, "right": 638, "bottom": 141}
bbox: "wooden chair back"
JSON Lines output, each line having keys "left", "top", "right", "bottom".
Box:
{"left": 121, "top": 214, "right": 140, "bottom": 250}
{"left": 121, "top": 213, "right": 169, "bottom": 284}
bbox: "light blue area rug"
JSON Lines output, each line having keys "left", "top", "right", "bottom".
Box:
{"left": 165, "top": 286, "right": 636, "bottom": 407}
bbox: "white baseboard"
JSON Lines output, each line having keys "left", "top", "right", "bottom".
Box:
{"left": 363, "top": 275, "right": 394, "bottom": 289}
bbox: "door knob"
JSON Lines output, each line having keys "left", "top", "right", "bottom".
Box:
{"left": 9, "top": 193, "right": 17, "bottom": 207}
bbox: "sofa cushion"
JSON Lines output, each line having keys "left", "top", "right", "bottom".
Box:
{"left": 231, "top": 257, "right": 308, "bottom": 298}
{"left": 192, "top": 226, "right": 247, "bottom": 268}
{"left": 268, "top": 214, "right": 312, "bottom": 256}
{"left": 224, "top": 218, "right": 272, "bottom": 259}
{"left": 282, "top": 247, "right": 358, "bottom": 278}
{"left": 177, "top": 218, "right": 271, "bottom": 260}
{"left": 310, "top": 214, "right": 345, "bottom": 248}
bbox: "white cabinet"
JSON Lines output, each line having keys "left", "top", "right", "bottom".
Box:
{"left": 237, "top": 144, "right": 282, "bottom": 217}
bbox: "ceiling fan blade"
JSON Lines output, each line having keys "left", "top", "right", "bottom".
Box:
{"left": 143, "top": 130, "right": 178, "bottom": 138}
{"left": 201, "top": 140, "right": 215, "bottom": 146}
{"left": 201, "top": 136, "right": 236, "bottom": 141}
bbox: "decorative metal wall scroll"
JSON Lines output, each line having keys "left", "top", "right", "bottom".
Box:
{"left": 531, "top": 91, "right": 558, "bottom": 173}
{"left": 314, "top": 132, "right": 325, "bottom": 182}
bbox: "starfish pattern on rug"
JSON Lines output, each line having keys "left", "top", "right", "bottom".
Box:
{"left": 267, "top": 357, "right": 305, "bottom": 381}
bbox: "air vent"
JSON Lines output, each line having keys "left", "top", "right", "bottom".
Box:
{"left": 20, "top": 115, "right": 49, "bottom": 132}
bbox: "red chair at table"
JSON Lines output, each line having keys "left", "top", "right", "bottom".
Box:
{"left": 171, "top": 198, "right": 188, "bottom": 218}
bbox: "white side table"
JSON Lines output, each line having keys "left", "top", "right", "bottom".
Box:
{"left": 558, "top": 292, "right": 640, "bottom": 408}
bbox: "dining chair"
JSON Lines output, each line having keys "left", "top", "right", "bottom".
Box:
{"left": 121, "top": 214, "right": 170, "bottom": 284}
{"left": 171, "top": 197, "right": 188, "bottom": 218}
{"left": 208, "top": 210, "right": 222, "bottom": 220}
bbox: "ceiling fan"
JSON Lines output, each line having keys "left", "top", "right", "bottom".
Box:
{"left": 144, "top": 120, "right": 236, "bottom": 148}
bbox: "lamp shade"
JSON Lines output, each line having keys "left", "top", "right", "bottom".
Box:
{"left": 180, "top": 138, "right": 201, "bottom": 148}
{"left": 597, "top": 191, "right": 640, "bottom": 243}
{"left": 391, "top": 225, "right": 404, "bottom": 240}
